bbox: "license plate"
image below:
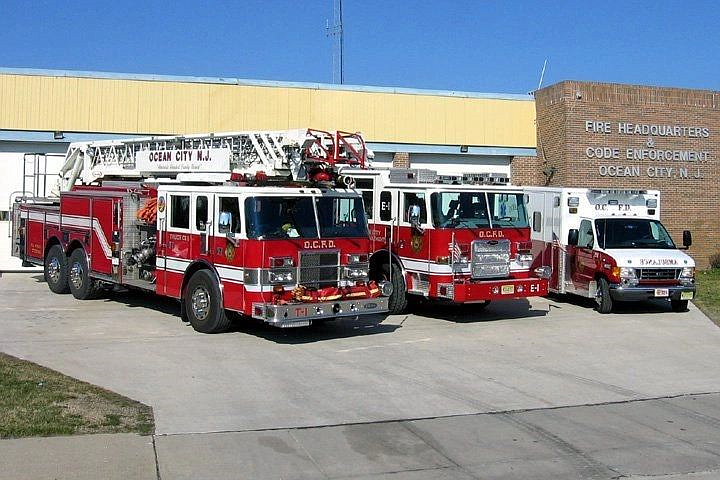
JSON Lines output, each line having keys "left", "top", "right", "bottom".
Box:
{"left": 654, "top": 288, "right": 669, "bottom": 297}
{"left": 681, "top": 291, "right": 694, "bottom": 300}
{"left": 501, "top": 285, "right": 515, "bottom": 295}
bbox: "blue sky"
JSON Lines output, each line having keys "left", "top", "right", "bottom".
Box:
{"left": 1, "top": 0, "right": 718, "bottom": 93}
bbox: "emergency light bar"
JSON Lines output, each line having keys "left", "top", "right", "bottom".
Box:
{"left": 388, "top": 168, "right": 510, "bottom": 185}
{"left": 589, "top": 189, "right": 648, "bottom": 195}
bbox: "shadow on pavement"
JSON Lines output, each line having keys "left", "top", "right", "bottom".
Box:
{"left": 409, "top": 298, "right": 550, "bottom": 323}
{"left": 546, "top": 292, "right": 685, "bottom": 314}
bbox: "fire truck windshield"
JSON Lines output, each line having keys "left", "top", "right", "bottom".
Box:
{"left": 431, "top": 192, "right": 529, "bottom": 229}
{"left": 245, "top": 195, "right": 368, "bottom": 239}
{"left": 595, "top": 218, "right": 676, "bottom": 250}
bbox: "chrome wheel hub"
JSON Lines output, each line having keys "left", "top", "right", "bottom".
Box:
{"left": 47, "top": 257, "right": 61, "bottom": 284}
{"left": 69, "top": 262, "right": 84, "bottom": 290}
{"left": 191, "top": 286, "right": 210, "bottom": 321}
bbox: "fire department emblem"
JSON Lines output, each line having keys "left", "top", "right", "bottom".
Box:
{"left": 410, "top": 233, "right": 423, "bottom": 253}
{"left": 225, "top": 242, "right": 236, "bottom": 261}
{"left": 157, "top": 196, "right": 166, "bottom": 213}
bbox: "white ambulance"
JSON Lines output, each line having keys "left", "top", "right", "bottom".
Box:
{"left": 524, "top": 188, "right": 696, "bottom": 313}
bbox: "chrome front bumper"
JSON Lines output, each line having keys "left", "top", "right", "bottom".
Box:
{"left": 252, "top": 297, "right": 389, "bottom": 328}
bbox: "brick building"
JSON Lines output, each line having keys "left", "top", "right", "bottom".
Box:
{"left": 513, "top": 81, "right": 720, "bottom": 268}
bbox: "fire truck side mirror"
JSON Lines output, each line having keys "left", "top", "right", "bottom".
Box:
{"left": 218, "top": 211, "right": 232, "bottom": 234}
{"left": 408, "top": 205, "right": 424, "bottom": 233}
{"left": 682, "top": 230, "right": 692, "bottom": 249}
{"left": 567, "top": 229, "right": 579, "bottom": 246}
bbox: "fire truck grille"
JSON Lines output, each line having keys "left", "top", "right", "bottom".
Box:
{"left": 638, "top": 268, "right": 680, "bottom": 281}
{"left": 299, "top": 251, "right": 340, "bottom": 287}
{"left": 471, "top": 239, "right": 511, "bottom": 279}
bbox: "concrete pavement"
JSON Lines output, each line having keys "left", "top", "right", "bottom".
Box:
{"left": 2, "top": 273, "right": 720, "bottom": 478}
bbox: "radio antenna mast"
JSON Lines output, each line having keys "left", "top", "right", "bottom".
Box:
{"left": 326, "top": 0, "right": 344, "bottom": 84}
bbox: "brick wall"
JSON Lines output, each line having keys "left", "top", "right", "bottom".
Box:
{"left": 526, "top": 81, "right": 720, "bottom": 268}
{"left": 393, "top": 152, "right": 410, "bottom": 168}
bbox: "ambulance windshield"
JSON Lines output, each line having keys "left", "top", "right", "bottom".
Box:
{"left": 431, "top": 192, "right": 528, "bottom": 229}
{"left": 595, "top": 218, "right": 676, "bottom": 249}
{"left": 245, "top": 195, "right": 368, "bottom": 239}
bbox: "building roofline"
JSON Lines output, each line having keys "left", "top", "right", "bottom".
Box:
{"left": 0, "top": 66, "right": 534, "bottom": 101}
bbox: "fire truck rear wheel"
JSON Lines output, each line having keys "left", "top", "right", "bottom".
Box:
{"left": 45, "top": 244, "right": 69, "bottom": 294}
{"left": 68, "top": 248, "right": 100, "bottom": 300}
{"left": 185, "top": 270, "right": 231, "bottom": 334}
{"left": 595, "top": 277, "right": 613, "bottom": 314}
{"left": 381, "top": 263, "right": 408, "bottom": 314}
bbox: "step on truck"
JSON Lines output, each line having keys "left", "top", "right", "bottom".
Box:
{"left": 11, "top": 129, "right": 391, "bottom": 333}
{"left": 524, "top": 187, "right": 695, "bottom": 313}
{"left": 339, "top": 167, "right": 551, "bottom": 314}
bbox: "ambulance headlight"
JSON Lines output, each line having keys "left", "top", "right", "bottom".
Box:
{"left": 612, "top": 266, "right": 638, "bottom": 286}
{"left": 679, "top": 267, "right": 695, "bottom": 286}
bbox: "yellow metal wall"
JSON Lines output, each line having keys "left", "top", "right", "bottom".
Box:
{"left": 0, "top": 73, "right": 537, "bottom": 148}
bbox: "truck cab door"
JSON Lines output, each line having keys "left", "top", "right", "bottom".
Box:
{"left": 398, "top": 192, "right": 430, "bottom": 270}
{"left": 160, "top": 191, "right": 193, "bottom": 298}
{"left": 191, "top": 193, "right": 214, "bottom": 261}
{"left": 571, "top": 218, "right": 596, "bottom": 292}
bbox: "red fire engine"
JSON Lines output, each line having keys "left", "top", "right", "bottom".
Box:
{"left": 11, "top": 129, "right": 390, "bottom": 333}
{"left": 339, "top": 168, "right": 551, "bottom": 314}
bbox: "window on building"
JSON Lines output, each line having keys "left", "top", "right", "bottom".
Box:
{"left": 170, "top": 195, "right": 190, "bottom": 229}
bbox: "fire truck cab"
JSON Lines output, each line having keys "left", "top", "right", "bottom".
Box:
{"left": 525, "top": 187, "right": 696, "bottom": 313}
{"left": 12, "top": 129, "right": 390, "bottom": 332}
{"left": 340, "top": 167, "right": 551, "bottom": 314}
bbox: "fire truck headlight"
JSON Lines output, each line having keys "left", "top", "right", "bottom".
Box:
{"left": 679, "top": 267, "right": 695, "bottom": 286}
{"left": 268, "top": 269, "right": 295, "bottom": 284}
{"left": 343, "top": 266, "right": 369, "bottom": 280}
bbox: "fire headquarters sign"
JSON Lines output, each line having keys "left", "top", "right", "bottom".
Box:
{"left": 135, "top": 147, "right": 231, "bottom": 172}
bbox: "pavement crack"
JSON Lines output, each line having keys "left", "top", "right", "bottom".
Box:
{"left": 152, "top": 435, "right": 162, "bottom": 480}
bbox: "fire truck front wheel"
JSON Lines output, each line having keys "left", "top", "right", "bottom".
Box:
{"left": 381, "top": 263, "right": 408, "bottom": 315}
{"left": 68, "top": 249, "right": 100, "bottom": 300}
{"left": 184, "top": 270, "right": 232, "bottom": 334}
{"left": 45, "top": 244, "right": 69, "bottom": 294}
{"left": 595, "top": 277, "right": 613, "bottom": 314}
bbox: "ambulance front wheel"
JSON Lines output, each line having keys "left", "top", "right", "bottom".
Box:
{"left": 595, "top": 277, "right": 613, "bottom": 314}
{"left": 381, "top": 263, "right": 408, "bottom": 315}
{"left": 185, "top": 270, "right": 232, "bottom": 334}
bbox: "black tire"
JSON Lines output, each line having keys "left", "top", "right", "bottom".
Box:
{"left": 68, "top": 248, "right": 100, "bottom": 300}
{"left": 44, "top": 244, "right": 69, "bottom": 294}
{"left": 381, "top": 263, "right": 408, "bottom": 314}
{"left": 671, "top": 299, "right": 689, "bottom": 312}
{"left": 595, "top": 277, "right": 613, "bottom": 314}
{"left": 184, "top": 270, "right": 231, "bottom": 333}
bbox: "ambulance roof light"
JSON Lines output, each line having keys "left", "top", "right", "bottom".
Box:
{"left": 568, "top": 196, "right": 580, "bottom": 207}
{"left": 646, "top": 198, "right": 658, "bottom": 208}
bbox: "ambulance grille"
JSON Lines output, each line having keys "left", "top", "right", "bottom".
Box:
{"left": 471, "top": 239, "right": 511, "bottom": 278}
{"left": 299, "top": 251, "right": 340, "bottom": 287}
{"left": 638, "top": 268, "right": 680, "bottom": 281}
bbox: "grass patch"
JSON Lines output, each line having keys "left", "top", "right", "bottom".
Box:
{"left": 0, "top": 353, "right": 154, "bottom": 438}
{"left": 693, "top": 269, "right": 720, "bottom": 328}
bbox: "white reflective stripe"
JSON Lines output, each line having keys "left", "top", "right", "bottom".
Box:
{"left": 399, "top": 257, "right": 468, "bottom": 274}
{"left": 28, "top": 211, "right": 60, "bottom": 223}
{"left": 61, "top": 214, "right": 92, "bottom": 227}
{"left": 165, "top": 257, "right": 191, "bottom": 272}
{"left": 28, "top": 212, "right": 113, "bottom": 259}
{"left": 216, "top": 265, "right": 244, "bottom": 283}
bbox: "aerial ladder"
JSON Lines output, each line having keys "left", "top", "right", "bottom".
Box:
{"left": 52, "top": 128, "right": 370, "bottom": 194}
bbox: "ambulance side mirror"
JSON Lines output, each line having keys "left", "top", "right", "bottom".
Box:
{"left": 567, "top": 229, "right": 579, "bottom": 247}
{"left": 682, "top": 230, "right": 692, "bottom": 249}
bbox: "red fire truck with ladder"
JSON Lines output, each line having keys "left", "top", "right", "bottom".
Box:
{"left": 338, "top": 167, "right": 551, "bottom": 314}
{"left": 11, "top": 129, "right": 391, "bottom": 333}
